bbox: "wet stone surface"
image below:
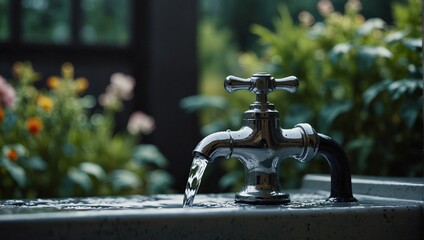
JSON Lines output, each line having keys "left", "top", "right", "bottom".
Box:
{"left": 0, "top": 190, "right": 419, "bottom": 215}
{"left": 0, "top": 191, "right": 361, "bottom": 214}
{"left": 0, "top": 190, "right": 422, "bottom": 240}
{"left": 0, "top": 195, "right": 183, "bottom": 214}
{"left": 0, "top": 175, "right": 422, "bottom": 240}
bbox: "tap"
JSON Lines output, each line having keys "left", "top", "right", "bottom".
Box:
{"left": 193, "top": 72, "right": 356, "bottom": 204}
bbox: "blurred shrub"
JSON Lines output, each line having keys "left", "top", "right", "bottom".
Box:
{"left": 182, "top": 0, "right": 422, "bottom": 190}
{"left": 0, "top": 62, "right": 172, "bottom": 199}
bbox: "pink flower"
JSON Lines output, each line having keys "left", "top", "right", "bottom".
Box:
{"left": 0, "top": 75, "right": 16, "bottom": 108}
{"left": 298, "top": 11, "right": 315, "bottom": 27}
{"left": 127, "top": 111, "right": 155, "bottom": 135}
{"left": 317, "top": 0, "right": 334, "bottom": 16}
{"left": 109, "top": 73, "right": 135, "bottom": 100}
{"left": 99, "top": 73, "right": 136, "bottom": 110}
{"left": 98, "top": 91, "right": 121, "bottom": 110}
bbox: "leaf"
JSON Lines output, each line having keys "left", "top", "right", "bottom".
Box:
{"left": 283, "top": 104, "right": 313, "bottom": 127}
{"left": 179, "top": 95, "right": 228, "bottom": 113}
{"left": 358, "top": 46, "right": 392, "bottom": 70}
{"left": 108, "top": 169, "right": 141, "bottom": 192}
{"left": 364, "top": 79, "right": 422, "bottom": 106}
{"left": 219, "top": 171, "right": 243, "bottom": 190}
{"left": 26, "top": 156, "right": 47, "bottom": 171}
{"left": 2, "top": 109, "right": 17, "bottom": 131}
{"left": 400, "top": 98, "right": 421, "bottom": 128}
{"left": 328, "top": 43, "right": 352, "bottom": 64}
{"left": 251, "top": 24, "right": 277, "bottom": 45}
{"left": 402, "top": 38, "right": 422, "bottom": 51}
{"left": 385, "top": 30, "right": 409, "bottom": 44}
{"left": 360, "top": 46, "right": 392, "bottom": 58}
{"left": 79, "top": 162, "right": 106, "bottom": 180}
{"left": 345, "top": 137, "right": 374, "bottom": 173}
{"left": 63, "top": 143, "right": 75, "bottom": 157}
{"left": 387, "top": 79, "right": 422, "bottom": 100}
{"left": 79, "top": 95, "right": 96, "bottom": 109}
{"left": 132, "top": 144, "right": 167, "bottom": 168}
{"left": 362, "top": 79, "right": 392, "bottom": 108}
{"left": 146, "top": 170, "right": 173, "bottom": 194}
{"left": 201, "top": 119, "right": 227, "bottom": 136}
{"left": 1, "top": 157, "right": 26, "bottom": 188}
{"left": 318, "top": 100, "right": 353, "bottom": 132}
{"left": 356, "top": 18, "right": 387, "bottom": 36}
{"left": 229, "top": 109, "right": 243, "bottom": 129}
{"left": 308, "top": 22, "right": 326, "bottom": 40}
{"left": 67, "top": 167, "right": 92, "bottom": 192}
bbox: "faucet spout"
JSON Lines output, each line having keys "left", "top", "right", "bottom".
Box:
{"left": 192, "top": 130, "right": 232, "bottom": 161}
{"left": 317, "top": 133, "right": 357, "bottom": 202}
{"left": 193, "top": 127, "right": 255, "bottom": 161}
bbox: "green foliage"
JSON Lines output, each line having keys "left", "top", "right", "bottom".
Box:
{"left": 180, "top": 95, "right": 243, "bottom": 136}
{"left": 197, "top": 18, "right": 240, "bottom": 96}
{"left": 184, "top": 0, "right": 422, "bottom": 191}
{"left": 0, "top": 62, "right": 172, "bottom": 198}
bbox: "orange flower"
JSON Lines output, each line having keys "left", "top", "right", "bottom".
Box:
{"left": 37, "top": 95, "right": 54, "bottom": 111}
{"left": 61, "top": 62, "right": 74, "bottom": 79}
{"left": 0, "top": 107, "right": 4, "bottom": 121}
{"left": 47, "top": 76, "right": 60, "bottom": 89}
{"left": 75, "top": 77, "right": 89, "bottom": 93}
{"left": 6, "top": 149, "right": 18, "bottom": 161}
{"left": 26, "top": 117, "right": 43, "bottom": 135}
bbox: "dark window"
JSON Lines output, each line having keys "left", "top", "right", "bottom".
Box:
{"left": 21, "top": 0, "right": 71, "bottom": 44}
{"left": 80, "top": 0, "right": 131, "bottom": 46}
{"left": 0, "top": 0, "right": 9, "bottom": 41}
{"left": 0, "top": 0, "right": 131, "bottom": 46}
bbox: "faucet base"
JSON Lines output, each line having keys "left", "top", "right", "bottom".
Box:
{"left": 234, "top": 172, "right": 290, "bottom": 205}
{"left": 235, "top": 190, "right": 290, "bottom": 205}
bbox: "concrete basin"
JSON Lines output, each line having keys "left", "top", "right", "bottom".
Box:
{"left": 0, "top": 174, "right": 422, "bottom": 240}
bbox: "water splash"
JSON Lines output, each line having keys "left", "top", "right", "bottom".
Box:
{"left": 183, "top": 155, "right": 209, "bottom": 207}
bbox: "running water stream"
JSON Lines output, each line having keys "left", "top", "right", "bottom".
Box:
{"left": 182, "top": 156, "right": 209, "bottom": 207}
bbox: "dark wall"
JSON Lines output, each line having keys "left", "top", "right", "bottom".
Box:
{"left": 143, "top": 0, "right": 201, "bottom": 192}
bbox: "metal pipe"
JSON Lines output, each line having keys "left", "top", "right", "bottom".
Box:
{"left": 317, "top": 133, "right": 357, "bottom": 202}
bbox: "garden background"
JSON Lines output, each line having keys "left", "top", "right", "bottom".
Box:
{"left": 0, "top": 0, "right": 422, "bottom": 198}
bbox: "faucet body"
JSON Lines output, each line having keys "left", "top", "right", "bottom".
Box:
{"left": 193, "top": 73, "right": 356, "bottom": 204}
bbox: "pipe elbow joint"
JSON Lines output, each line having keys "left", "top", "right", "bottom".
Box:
{"left": 293, "top": 123, "right": 319, "bottom": 162}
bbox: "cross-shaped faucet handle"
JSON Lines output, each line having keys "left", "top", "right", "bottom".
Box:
{"left": 224, "top": 72, "right": 299, "bottom": 95}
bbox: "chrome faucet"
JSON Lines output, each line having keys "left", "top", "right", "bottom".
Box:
{"left": 193, "top": 72, "right": 356, "bottom": 204}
